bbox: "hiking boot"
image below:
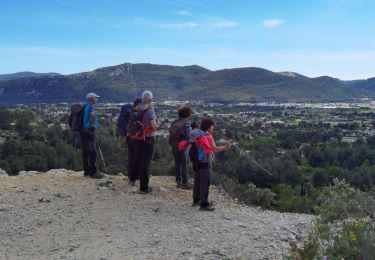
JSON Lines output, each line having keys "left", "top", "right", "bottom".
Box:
{"left": 180, "top": 182, "right": 193, "bottom": 190}
{"left": 84, "top": 172, "right": 90, "bottom": 177}
{"left": 129, "top": 180, "right": 136, "bottom": 186}
{"left": 139, "top": 187, "right": 153, "bottom": 194}
{"left": 90, "top": 173, "right": 105, "bottom": 179}
{"left": 199, "top": 204, "right": 215, "bottom": 211}
{"left": 192, "top": 199, "right": 200, "bottom": 206}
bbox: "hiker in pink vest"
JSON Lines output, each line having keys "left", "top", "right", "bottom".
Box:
{"left": 192, "top": 116, "right": 232, "bottom": 211}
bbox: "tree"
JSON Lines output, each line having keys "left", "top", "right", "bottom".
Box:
{"left": 0, "top": 160, "right": 11, "bottom": 174}
{"left": 9, "top": 158, "right": 25, "bottom": 175}
{"left": 312, "top": 169, "right": 329, "bottom": 187}
{"left": 2, "top": 139, "right": 21, "bottom": 159}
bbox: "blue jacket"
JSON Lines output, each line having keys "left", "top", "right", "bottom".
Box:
{"left": 83, "top": 102, "right": 99, "bottom": 129}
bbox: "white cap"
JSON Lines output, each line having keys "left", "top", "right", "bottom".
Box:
{"left": 86, "top": 92, "right": 100, "bottom": 99}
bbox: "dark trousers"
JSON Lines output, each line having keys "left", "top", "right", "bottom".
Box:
{"left": 127, "top": 137, "right": 155, "bottom": 191}
{"left": 193, "top": 163, "right": 212, "bottom": 207}
{"left": 172, "top": 148, "right": 188, "bottom": 184}
{"left": 79, "top": 131, "right": 97, "bottom": 176}
{"left": 127, "top": 138, "right": 141, "bottom": 181}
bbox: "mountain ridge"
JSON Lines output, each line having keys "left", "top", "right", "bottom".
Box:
{"left": 0, "top": 71, "right": 61, "bottom": 81}
{"left": 0, "top": 62, "right": 373, "bottom": 104}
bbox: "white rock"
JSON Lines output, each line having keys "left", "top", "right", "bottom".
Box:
{"left": 127, "top": 187, "right": 138, "bottom": 193}
{"left": 18, "top": 171, "right": 40, "bottom": 176}
{"left": 0, "top": 168, "right": 8, "bottom": 177}
{"left": 46, "top": 169, "right": 77, "bottom": 175}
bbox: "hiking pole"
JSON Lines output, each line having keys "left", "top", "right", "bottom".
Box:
{"left": 98, "top": 146, "right": 108, "bottom": 174}
{"left": 231, "top": 143, "right": 273, "bottom": 177}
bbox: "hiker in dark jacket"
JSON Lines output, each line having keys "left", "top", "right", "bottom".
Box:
{"left": 127, "top": 91, "right": 158, "bottom": 193}
{"left": 192, "top": 116, "right": 232, "bottom": 211}
{"left": 169, "top": 105, "right": 193, "bottom": 189}
{"left": 126, "top": 98, "right": 142, "bottom": 186}
{"left": 80, "top": 92, "right": 104, "bottom": 179}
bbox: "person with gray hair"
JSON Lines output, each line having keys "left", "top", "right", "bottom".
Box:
{"left": 127, "top": 90, "right": 158, "bottom": 193}
{"left": 142, "top": 90, "right": 153, "bottom": 103}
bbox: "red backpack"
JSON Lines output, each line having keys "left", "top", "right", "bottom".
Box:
{"left": 127, "top": 108, "right": 151, "bottom": 140}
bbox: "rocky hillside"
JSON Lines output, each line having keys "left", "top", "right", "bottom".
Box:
{"left": 0, "top": 169, "right": 313, "bottom": 259}
{"left": 0, "top": 72, "right": 60, "bottom": 81}
{"left": 0, "top": 63, "right": 370, "bottom": 104}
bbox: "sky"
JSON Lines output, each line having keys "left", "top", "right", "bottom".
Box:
{"left": 0, "top": 0, "right": 374, "bottom": 80}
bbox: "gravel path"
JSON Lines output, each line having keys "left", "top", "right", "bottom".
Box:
{"left": 0, "top": 170, "right": 313, "bottom": 260}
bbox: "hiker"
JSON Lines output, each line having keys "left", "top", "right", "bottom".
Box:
{"left": 80, "top": 93, "right": 104, "bottom": 179}
{"left": 192, "top": 116, "right": 232, "bottom": 211}
{"left": 168, "top": 105, "right": 193, "bottom": 189}
{"left": 127, "top": 91, "right": 158, "bottom": 193}
{"left": 126, "top": 98, "right": 142, "bottom": 185}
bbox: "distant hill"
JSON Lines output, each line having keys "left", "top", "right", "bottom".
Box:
{"left": 0, "top": 72, "right": 60, "bottom": 81}
{"left": 345, "top": 77, "right": 375, "bottom": 92}
{"left": 0, "top": 63, "right": 372, "bottom": 104}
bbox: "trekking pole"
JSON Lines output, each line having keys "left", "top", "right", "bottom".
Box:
{"left": 98, "top": 146, "right": 108, "bottom": 174}
{"left": 231, "top": 143, "right": 273, "bottom": 177}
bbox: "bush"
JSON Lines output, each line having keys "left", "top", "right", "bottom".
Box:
{"left": 0, "top": 160, "right": 11, "bottom": 174}
{"left": 272, "top": 184, "right": 315, "bottom": 213}
{"left": 217, "top": 175, "right": 276, "bottom": 208}
{"left": 291, "top": 178, "right": 375, "bottom": 259}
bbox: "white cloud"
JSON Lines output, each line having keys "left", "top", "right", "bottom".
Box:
{"left": 207, "top": 18, "right": 239, "bottom": 28}
{"left": 160, "top": 22, "right": 198, "bottom": 29}
{"left": 262, "top": 19, "right": 284, "bottom": 28}
{"left": 134, "top": 17, "right": 197, "bottom": 30}
{"left": 113, "top": 24, "right": 124, "bottom": 29}
{"left": 176, "top": 10, "right": 191, "bottom": 16}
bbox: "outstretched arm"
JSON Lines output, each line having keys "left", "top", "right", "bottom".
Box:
{"left": 209, "top": 138, "right": 232, "bottom": 153}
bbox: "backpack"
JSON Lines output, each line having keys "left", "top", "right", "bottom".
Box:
{"left": 168, "top": 118, "right": 188, "bottom": 149}
{"left": 68, "top": 103, "right": 86, "bottom": 132}
{"left": 189, "top": 129, "right": 206, "bottom": 170}
{"left": 189, "top": 143, "right": 200, "bottom": 171}
{"left": 116, "top": 104, "right": 133, "bottom": 138}
{"left": 127, "top": 108, "right": 151, "bottom": 140}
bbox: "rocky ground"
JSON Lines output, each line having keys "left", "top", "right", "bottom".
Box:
{"left": 0, "top": 170, "right": 313, "bottom": 260}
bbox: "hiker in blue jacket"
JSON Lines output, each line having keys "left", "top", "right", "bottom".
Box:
{"left": 80, "top": 92, "right": 104, "bottom": 179}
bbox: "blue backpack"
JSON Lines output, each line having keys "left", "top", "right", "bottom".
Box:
{"left": 189, "top": 129, "right": 206, "bottom": 170}
{"left": 116, "top": 104, "right": 133, "bottom": 138}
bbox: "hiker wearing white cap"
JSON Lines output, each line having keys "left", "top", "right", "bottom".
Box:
{"left": 79, "top": 92, "right": 104, "bottom": 179}
{"left": 127, "top": 90, "right": 158, "bottom": 193}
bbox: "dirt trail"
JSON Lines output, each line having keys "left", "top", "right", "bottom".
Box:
{"left": 0, "top": 170, "right": 313, "bottom": 260}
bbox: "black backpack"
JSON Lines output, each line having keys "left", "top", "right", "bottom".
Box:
{"left": 68, "top": 103, "right": 86, "bottom": 132}
{"left": 189, "top": 143, "right": 199, "bottom": 171}
{"left": 127, "top": 108, "right": 151, "bottom": 140}
{"left": 168, "top": 118, "right": 188, "bottom": 149}
{"left": 116, "top": 104, "right": 133, "bottom": 138}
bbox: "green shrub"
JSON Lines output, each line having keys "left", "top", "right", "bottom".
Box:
{"left": 217, "top": 175, "right": 276, "bottom": 208}
{"left": 291, "top": 178, "right": 375, "bottom": 259}
{"left": 273, "top": 184, "right": 315, "bottom": 213}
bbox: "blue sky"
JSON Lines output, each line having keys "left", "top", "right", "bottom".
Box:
{"left": 0, "top": 0, "right": 374, "bottom": 79}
